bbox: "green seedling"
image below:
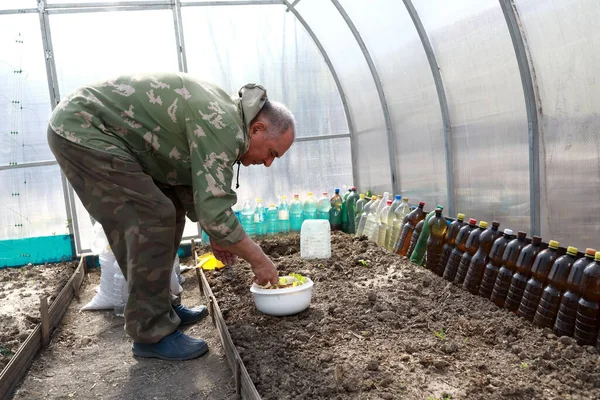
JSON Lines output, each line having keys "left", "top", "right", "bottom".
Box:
{"left": 0, "top": 345, "right": 14, "bottom": 357}
{"left": 316, "top": 263, "right": 325, "bottom": 269}
{"left": 357, "top": 259, "right": 370, "bottom": 267}
{"left": 463, "top": 337, "right": 469, "bottom": 344}
{"left": 521, "top": 362, "right": 528, "bottom": 369}
{"left": 433, "top": 327, "right": 447, "bottom": 340}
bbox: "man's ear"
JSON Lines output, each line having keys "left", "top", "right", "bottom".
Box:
{"left": 250, "top": 121, "right": 267, "bottom": 136}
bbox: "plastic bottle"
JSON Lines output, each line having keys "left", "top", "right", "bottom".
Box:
{"left": 518, "top": 240, "right": 560, "bottom": 321}
{"left": 341, "top": 188, "right": 351, "bottom": 232}
{"left": 504, "top": 235, "right": 542, "bottom": 313}
{"left": 479, "top": 229, "right": 513, "bottom": 299}
{"left": 316, "top": 192, "right": 331, "bottom": 220}
{"left": 240, "top": 199, "right": 256, "bottom": 238}
{"left": 443, "top": 218, "right": 477, "bottom": 282}
{"left": 454, "top": 221, "right": 488, "bottom": 286}
{"left": 407, "top": 219, "right": 425, "bottom": 258}
{"left": 266, "top": 204, "right": 279, "bottom": 236}
{"left": 356, "top": 196, "right": 377, "bottom": 237}
{"left": 329, "top": 189, "right": 343, "bottom": 231}
{"left": 113, "top": 272, "right": 128, "bottom": 317}
{"left": 387, "top": 197, "right": 410, "bottom": 251}
{"left": 435, "top": 213, "right": 465, "bottom": 276}
{"left": 385, "top": 195, "right": 402, "bottom": 247}
{"left": 573, "top": 251, "right": 600, "bottom": 346}
{"left": 254, "top": 198, "right": 266, "bottom": 238}
{"left": 410, "top": 205, "right": 444, "bottom": 266}
{"left": 554, "top": 248, "right": 596, "bottom": 337}
{"left": 290, "top": 194, "right": 303, "bottom": 232}
{"left": 278, "top": 196, "right": 290, "bottom": 233}
{"left": 376, "top": 200, "right": 393, "bottom": 247}
{"left": 364, "top": 195, "right": 383, "bottom": 240}
{"left": 491, "top": 231, "right": 527, "bottom": 307}
{"left": 394, "top": 201, "right": 426, "bottom": 256}
{"left": 463, "top": 221, "right": 501, "bottom": 294}
{"left": 425, "top": 208, "right": 448, "bottom": 272}
{"left": 302, "top": 192, "right": 317, "bottom": 220}
{"left": 352, "top": 193, "right": 366, "bottom": 234}
{"left": 346, "top": 187, "right": 359, "bottom": 234}
{"left": 534, "top": 246, "right": 578, "bottom": 328}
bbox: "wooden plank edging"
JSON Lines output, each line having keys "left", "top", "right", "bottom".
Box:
{"left": 0, "top": 256, "right": 87, "bottom": 400}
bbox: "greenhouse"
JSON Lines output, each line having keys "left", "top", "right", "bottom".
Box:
{"left": 1, "top": 1, "right": 599, "bottom": 399}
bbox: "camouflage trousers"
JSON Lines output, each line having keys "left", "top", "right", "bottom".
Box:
{"left": 48, "top": 129, "right": 193, "bottom": 343}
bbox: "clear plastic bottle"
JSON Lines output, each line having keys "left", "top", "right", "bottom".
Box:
{"left": 352, "top": 193, "right": 366, "bottom": 234}
{"left": 278, "top": 195, "right": 290, "bottom": 233}
{"left": 329, "top": 189, "right": 343, "bottom": 231}
{"left": 113, "top": 272, "right": 127, "bottom": 317}
{"left": 363, "top": 195, "right": 383, "bottom": 240}
{"left": 266, "top": 204, "right": 279, "bottom": 236}
{"left": 387, "top": 197, "right": 410, "bottom": 251}
{"left": 290, "top": 194, "right": 303, "bottom": 232}
{"left": 356, "top": 195, "right": 376, "bottom": 237}
{"left": 435, "top": 213, "right": 465, "bottom": 276}
{"left": 377, "top": 200, "right": 393, "bottom": 247}
{"left": 385, "top": 195, "right": 402, "bottom": 247}
{"left": 316, "top": 192, "right": 331, "bottom": 220}
{"left": 302, "top": 192, "right": 317, "bottom": 221}
{"left": 240, "top": 199, "right": 255, "bottom": 238}
{"left": 254, "top": 198, "right": 266, "bottom": 238}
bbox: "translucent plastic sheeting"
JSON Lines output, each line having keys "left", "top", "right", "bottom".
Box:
{"left": 296, "top": 0, "right": 390, "bottom": 193}
{"left": 181, "top": 5, "right": 347, "bottom": 139}
{"left": 414, "top": 0, "right": 530, "bottom": 232}
{"left": 516, "top": 0, "right": 600, "bottom": 249}
{"left": 49, "top": 10, "right": 180, "bottom": 98}
{"left": 0, "top": 164, "right": 67, "bottom": 240}
{"left": 339, "top": 0, "right": 447, "bottom": 210}
{"left": 234, "top": 138, "right": 353, "bottom": 210}
{"left": 0, "top": 14, "right": 54, "bottom": 165}
{"left": 0, "top": 1, "right": 36, "bottom": 10}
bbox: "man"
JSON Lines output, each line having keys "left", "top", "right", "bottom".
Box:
{"left": 47, "top": 73, "right": 295, "bottom": 361}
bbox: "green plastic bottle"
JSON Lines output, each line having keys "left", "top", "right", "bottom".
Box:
{"left": 410, "top": 205, "right": 444, "bottom": 266}
{"left": 346, "top": 187, "right": 359, "bottom": 234}
{"left": 341, "top": 188, "right": 351, "bottom": 232}
{"left": 329, "top": 189, "right": 343, "bottom": 231}
{"left": 352, "top": 193, "right": 366, "bottom": 234}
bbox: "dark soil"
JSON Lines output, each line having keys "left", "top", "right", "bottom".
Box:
{"left": 205, "top": 232, "right": 600, "bottom": 400}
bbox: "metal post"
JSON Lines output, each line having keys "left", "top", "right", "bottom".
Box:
{"left": 499, "top": 0, "right": 541, "bottom": 236}
{"left": 330, "top": 0, "right": 398, "bottom": 195}
{"left": 403, "top": 0, "right": 454, "bottom": 217}
{"left": 284, "top": 1, "right": 359, "bottom": 189}
{"left": 171, "top": 0, "right": 188, "bottom": 73}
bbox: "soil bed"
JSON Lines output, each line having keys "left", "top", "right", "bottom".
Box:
{"left": 0, "top": 260, "right": 77, "bottom": 370}
{"left": 205, "top": 232, "right": 600, "bottom": 400}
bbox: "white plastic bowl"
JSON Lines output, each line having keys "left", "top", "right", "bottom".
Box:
{"left": 250, "top": 277, "right": 314, "bottom": 316}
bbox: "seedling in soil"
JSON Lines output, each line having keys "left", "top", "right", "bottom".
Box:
{"left": 357, "top": 259, "right": 370, "bottom": 267}
{"left": 521, "top": 362, "right": 528, "bottom": 369}
{"left": 316, "top": 263, "right": 325, "bottom": 269}
{"left": 463, "top": 337, "right": 469, "bottom": 344}
{"left": 0, "top": 345, "right": 14, "bottom": 357}
{"left": 433, "top": 327, "right": 447, "bottom": 340}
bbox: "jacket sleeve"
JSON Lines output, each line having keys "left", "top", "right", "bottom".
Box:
{"left": 186, "top": 118, "right": 245, "bottom": 247}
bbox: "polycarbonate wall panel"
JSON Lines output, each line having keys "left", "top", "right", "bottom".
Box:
{"left": 0, "top": 14, "right": 54, "bottom": 164}
{"left": 0, "top": 1, "right": 36, "bottom": 10}
{"left": 0, "top": 165, "right": 67, "bottom": 240}
{"left": 516, "top": 0, "right": 600, "bottom": 249}
{"left": 339, "top": 0, "right": 446, "bottom": 209}
{"left": 49, "top": 10, "right": 179, "bottom": 97}
{"left": 181, "top": 5, "right": 347, "bottom": 139}
{"left": 235, "top": 138, "right": 353, "bottom": 208}
{"left": 296, "top": 0, "right": 390, "bottom": 193}
{"left": 414, "top": 0, "right": 530, "bottom": 231}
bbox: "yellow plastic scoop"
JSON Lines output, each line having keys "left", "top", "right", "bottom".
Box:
{"left": 196, "top": 252, "right": 225, "bottom": 270}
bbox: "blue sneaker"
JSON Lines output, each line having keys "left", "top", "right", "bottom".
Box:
{"left": 174, "top": 304, "right": 208, "bottom": 326}
{"left": 132, "top": 331, "right": 209, "bottom": 361}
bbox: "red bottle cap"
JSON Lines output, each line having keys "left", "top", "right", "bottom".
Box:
{"left": 468, "top": 218, "right": 477, "bottom": 225}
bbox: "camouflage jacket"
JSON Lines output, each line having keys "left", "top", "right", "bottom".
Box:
{"left": 49, "top": 73, "right": 248, "bottom": 246}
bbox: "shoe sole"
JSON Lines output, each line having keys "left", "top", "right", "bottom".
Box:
{"left": 133, "top": 342, "right": 209, "bottom": 361}
{"left": 178, "top": 307, "right": 209, "bottom": 326}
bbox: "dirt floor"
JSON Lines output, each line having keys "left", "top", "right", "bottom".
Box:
{"left": 11, "top": 258, "right": 236, "bottom": 400}
{"left": 0, "top": 261, "right": 77, "bottom": 371}
{"left": 206, "top": 232, "right": 600, "bottom": 400}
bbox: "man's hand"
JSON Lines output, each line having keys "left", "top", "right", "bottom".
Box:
{"left": 252, "top": 258, "right": 279, "bottom": 287}
{"left": 210, "top": 238, "right": 238, "bottom": 266}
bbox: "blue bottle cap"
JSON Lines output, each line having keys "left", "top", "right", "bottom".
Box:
{"left": 395, "top": 195, "right": 401, "bottom": 200}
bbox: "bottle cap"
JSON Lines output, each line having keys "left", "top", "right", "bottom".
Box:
{"left": 595, "top": 251, "right": 600, "bottom": 262}
{"left": 435, "top": 208, "right": 442, "bottom": 215}
{"left": 585, "top": 248, "right": 597, "bottom": 257}
{"left": 372, "top": 196, "right": 377, "bottom": 200}
{"left": 492, "top": 221, "right": 500, "bottom": 227}
{"left": 281, "top": 195, "right": 287, "bottom": 200}
{"left": 307, "top": 192, "right": 313, "bottom": 196}
{"left": 378, "top": 195, "right": 383, "bottom": 199}
{"left": 351, "top": 187, "right": 356, "bottom": 191}
{"left": 419, "top": 201, "right": 425, "bottom": 207}
{"left": 566, "top": 246, "right": 578, "bottom": 256}
{"left": 395, "top": 195, "right": 401, "bottom": 200}
{"left": 322, "top": 192, "right": 328, "bottom": 196}
{"left": 468, "top": 218, "right": 477, "bottom": 225}
{"left": 532, "top": 236, "right": 542, "bottom": 244}
{"left": 548, "top": 240, "right": 559, "bottom": 249}
{"left": 403, "top": 198, "right": 409, "bottom": 202}
{"left": 387, "top": 200, "right": 393, "bottom": 205}
{"left": 335, "top": 188, "right": 340, "bottom": 193}
{"left": 359, "top": 193, "right": 365, "bottom": 199}
{"left": 437, "top": 205, "right": 444, "bottom": 210}
{"left": 270, "top": 204, "right": 275, "bottom": 207}
{"left": 479, "top": 221, "right": 488, "bottom": 228}
{"left": 294, "top": 194, "right": 299, "bottom": 198}
{"left": 517, "top": 231, "right": 527, "bottom": 239}
{"left": 457, "top": 213, "right": 465, "bottom": 220}
{"left": 256, "top": 198, "right": 262, "bottom": 202}
{"left": 504, "top": 229, "right": 513, "bottom": 235}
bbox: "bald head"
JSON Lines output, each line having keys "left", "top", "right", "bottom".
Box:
{"left": 251, "top": 100, "right": 296, "bottom": 140}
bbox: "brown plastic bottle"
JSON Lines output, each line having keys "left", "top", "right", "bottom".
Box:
{"left": 454, "top": 221, "right": 488, "bottom": 286}
{"left": 394, "top": 201, "right": 426, "bottom": 256}
{"left": 504, "top": 235, "right": 542, "bottom": 313}
{"left": 491, "top": 231, "right": 527, "bottom": 307}
{"left": 554, "top": 248, "right": 596, "bottom": 337}
{"left": 425, "top": 209, "right": 448, "bottom": 272}
{"left": 574, "top": 251, "right": 600, "bottom": 346}
{"left": 443, "top": 218, "right": 477, "bottom": 282}
{"left": 518, "top": 240, "right": 560, "bottom": 321}
{"left": 435, "top": 213, "right": 465, "bottom": 276}
{"left": 533, "top": 246, "right": 578, "bottom": 328}
{"left": 464, "top": 221, "right": 501, "bottom": 294}
{"left": 406, "top": 219, "right": 425, "bottom": 259}
{"left": 479, "top": 228, "right": 514, "bottom": 299}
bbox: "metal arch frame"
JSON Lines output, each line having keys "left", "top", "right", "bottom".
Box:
{"left": 499, "top": 0, "right": 541, "bottom": 236}
{"left": 403, "top": 0, "right": 454, "bottom": 217}
{"left": 330, "top": 0, "right": 398, "bottom": 196}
